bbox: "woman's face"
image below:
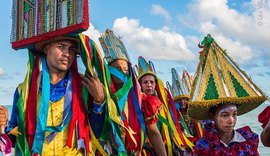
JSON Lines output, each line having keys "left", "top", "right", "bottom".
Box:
{"left": 213, "top": 104, "right": 237, "bottom": 134}
{"left": 140, "top": 74, "right": 156, "bottom": 95}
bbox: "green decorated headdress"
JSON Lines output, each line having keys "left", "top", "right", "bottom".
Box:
{"left": 168, "top": 68, "right": 193, "bottom": 101}
{"left": 99, "top": 29, "right": 131, "bottom": 64}
{"left": 134, "top": 56, "right": 157, "bottom": 81}
{"left": 11, "top": 0, "right": 89, "bottom": 50}
{"left": 188, "top": 34, "right": 267, "bottom": 120}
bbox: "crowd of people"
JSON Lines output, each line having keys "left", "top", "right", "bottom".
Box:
{"left": 0, "top": 1, "right": 269, "bottom": 156}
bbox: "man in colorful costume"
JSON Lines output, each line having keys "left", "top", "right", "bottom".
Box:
{"left": 0, "top": 1, "right": 108, "bottom": 155}
{"left": 134, "top": 56, "right": 194, "bottom": 156}
{"left": 97, "top": 29, "right": 161, "bottom": 155}
{"left": 166, "top": 68, "right": 203, "bottom": 145}
{"left": 188, "top": 35, "right": 267, "bottom": 155}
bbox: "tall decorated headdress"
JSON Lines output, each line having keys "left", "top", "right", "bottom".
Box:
{"left": 8, "top": 1, "right": 106, "bottom": 155}
{"left": 133, "top": 56, "right": 157, "bottom": 81}
{"left": 168, "top": 68, "right": 193, "bottom": 101}
{"left": 11, "top": 0, "right": 89, "bottom": 50}
{"left": 99, "top": 29, "right": 131, "bottom": 64}
{"left": 188, "top": 34, "right": 267, "bottom": 120}
{"left": 98, "top": 29, "right": 148, "bottom": 154}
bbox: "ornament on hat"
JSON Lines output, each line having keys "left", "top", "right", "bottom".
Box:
{"left": 133, "top": 56, "right": 157, "bottom": 81}
{"left": 11, "top": 0, "right": 89, "bottom": 50}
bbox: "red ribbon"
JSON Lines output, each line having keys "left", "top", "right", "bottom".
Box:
{"left": 26, "top": 55, "right": 40, "bottom": 152}
{"left": 67, "top": 60, "right": 90, "bottom": 152}
{"left": 258, "top": 106, "right": 270, "bottom": 128}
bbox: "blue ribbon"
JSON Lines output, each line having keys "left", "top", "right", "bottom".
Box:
{"left": 32, "top": 56, "right": 73, "bottom": 154}
{"left": 108, "top": 66, "right": 127, "bottom": 83}
{"left": 108, "top": 66, "right": 130, "bottom": 118}
{"left": 32, "top": 56, "right": 50, "bottom": 154}
{"left": 169, "top": 106, "right": 177, "bottom": 126}
{"left": 130, "top": 88, "right": 146, "bottom": 144}
{"left": 46, "top": 72, "right": 72, "bottom": 142}
{"left": 111, "top": 122, "right": 126, "bottom": 154}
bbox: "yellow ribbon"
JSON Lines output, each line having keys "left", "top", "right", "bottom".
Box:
{"left": 157, "top": 78, "right": 194, "bottom": 150}
{"left": 79, "top": 34, "right": 137, "bottom": 149}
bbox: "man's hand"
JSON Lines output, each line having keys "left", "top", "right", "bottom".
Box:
{"left": 0, "top": 106, "right": 8, "bottom": 134}
{"left": 82, "top": 73, "right": 105, "bottom": 104}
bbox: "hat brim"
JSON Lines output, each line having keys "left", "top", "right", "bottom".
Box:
{"left": 35, "top": 36, "right": 80, "bottom": 52}
{"left": 188, "top": 96, "right": 267, "bottom": 120}
{"left": 173, "top": 95, "right": 190, "bottom": 101}
{"left": 108, "top": 58, "right": 130, "bottom": 65}
{"left": 138, "top": 71, "right": 157, "bottom": 81}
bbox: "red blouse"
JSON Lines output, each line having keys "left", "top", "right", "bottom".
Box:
{"left": 141, "top": 94, "right": 162, "bottom": 125}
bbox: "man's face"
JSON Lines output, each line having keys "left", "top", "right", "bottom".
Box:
{"left": 140, "top": 74, "right": 156, "bottom": 95}
{"left": 44, "top": 40, "right": 77, "bottom": 73}
{"left": 213, "top": 104, "right": 237, "bottom": 134}
{"left": 110, "top": 59, "right": 129, "bottom": 85}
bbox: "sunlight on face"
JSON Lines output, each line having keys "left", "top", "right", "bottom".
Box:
{"left": 214, "top": 104, "right": 237, "bottom": 134}
{"left": 140, "top": 74, "right": 156, "bottom": 95}
{"left": 44, "top": 40, "right": 77, "bottom": 73}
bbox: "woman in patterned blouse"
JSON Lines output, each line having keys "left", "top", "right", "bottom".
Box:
{"left": 194, "top": 104, "right": 259, "bottom": 156}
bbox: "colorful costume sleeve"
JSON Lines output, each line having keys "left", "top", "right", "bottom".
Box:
{"left": 193, "top": 138, "right": 210, "bottom": 155}
{"left": 141, "top": 94, "right": 162, "bottom": 125}
{"left": 235, "top": 126, "right": 259, "bottom": 156}
{"left": 5, "top": 87, "right": 19, "bottom": 147}
{"left": 89, "top": 102, "right": 106, "bottom": 138}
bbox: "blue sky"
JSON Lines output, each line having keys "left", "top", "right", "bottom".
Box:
{"left": 0, "top": 0, "right": 270, "bottom": 105}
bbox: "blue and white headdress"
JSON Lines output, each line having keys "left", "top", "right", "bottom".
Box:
{"left": 99, "top": 29, "right": 131, "bottom": 64}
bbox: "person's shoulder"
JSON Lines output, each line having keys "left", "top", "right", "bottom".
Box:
{"left": 195, "top": 137, "right": 209, "bottom": 149}
{"left": 142, "top": 94, "right": 162, "bottom": 106}
{"left": 196, "top": 137, "right": 208, "bottom": 143}
{"left": 236, "top": 126, "right": 258, "bottom": 140}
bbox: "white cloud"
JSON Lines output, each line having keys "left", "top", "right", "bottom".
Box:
{"left": 214, "top": 35, "right": 254, "bottom": 63}
{"left": 112, "top": 17, "right": 195, "bottom": 61}
{"left": 151, "top": 4, "right": 172, "bottom": 21}
{"left": 0, "top": 68, "right": 4, "bottom": 77}
{"left": 179, "top": 0, "right": 270, "bottom": 64}
{"left": 198, "top": 21, "right": 255, "bottom": 63}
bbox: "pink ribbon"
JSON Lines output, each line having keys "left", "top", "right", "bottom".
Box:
{"left": 0, "top": 134, "right": 12, "bottom": 155}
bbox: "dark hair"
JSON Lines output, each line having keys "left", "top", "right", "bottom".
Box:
{"left": 138, "top": 73, "right": 157, "bottom": 84}
{"left": 208, "top": 105, "right": 219, "bottom": 114}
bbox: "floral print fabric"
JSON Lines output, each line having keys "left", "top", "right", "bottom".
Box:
{"left": 194, "top": 121, "right": 259, "bottom": 156}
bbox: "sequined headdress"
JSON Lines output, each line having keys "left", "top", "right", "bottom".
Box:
{"left": 167, "top": 68, "right": 193, "bottom": 101}
{"left": 11, "top": 0, "right": 89, "bottom": 50}
{"left": 99, "top": 29, "right": 131, "bottom": 64}
{"left": 188, "top": 34, "right": 267, "bottom": 120}
{"left": 133, "top": 56, "right": 157, "bottom": 81}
